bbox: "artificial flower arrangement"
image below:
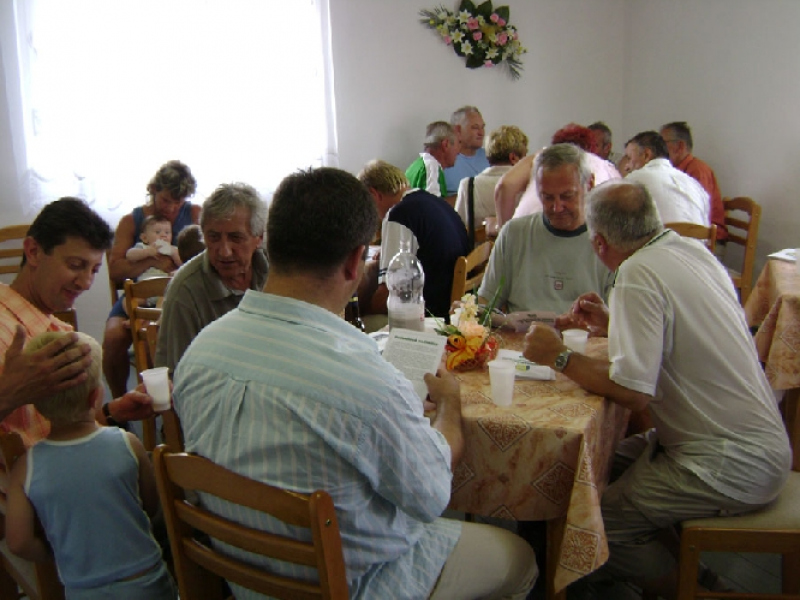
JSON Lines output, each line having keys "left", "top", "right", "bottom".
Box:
{"left": 435, "top": 284, "right": 503, "bottom": 371}
{"left": 419, "top": 0, "right": 527, "bottom": 80}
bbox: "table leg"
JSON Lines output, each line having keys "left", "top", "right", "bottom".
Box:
{"left": 546, "top": 516, "right": 567, "bottom": 600}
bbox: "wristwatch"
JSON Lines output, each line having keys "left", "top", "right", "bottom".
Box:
{"left": 102, "top": 402, "right": 122, "bottom": 428}
{"left": 553, "top": 348, "right": 574, "bottom": 372}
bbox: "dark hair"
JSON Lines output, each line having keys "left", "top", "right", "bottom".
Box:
{"left": 267, "top": 167, "right": 378, "bottom": 277}
{"left": 23, "top": 198, "right": 114, "bottom": 265}
{"left": 177, "top": 224, "right": 205, "bottom": 263}
{"left": 661, "top": 121, "right": 693, "bottom": 151}
{"left": 625, "top": 131, "right": 669, "bottom": 159}
{"left": 588, "top": 121, "right": 612, "bottom": 145}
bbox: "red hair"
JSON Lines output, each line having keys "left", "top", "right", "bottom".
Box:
{"left": 551, "top": 123, "right": 597, "bottom": 154}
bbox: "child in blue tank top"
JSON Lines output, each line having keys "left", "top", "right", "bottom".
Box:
{"left": 5, "top": 331, "right": 176, "bottom": 600}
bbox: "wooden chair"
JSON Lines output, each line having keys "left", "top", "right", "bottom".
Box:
{"left": 665, "top": 222, "right": 717, "bottom": 254}
{"left": 723, "top": 197, "right": 762, "bottom": 304}
{"left": 0, "top": 224, "right": 77, "bottom": 329}
{"left": 450, "top": 241, "right": 493, "bottom": 305}
{"left": 123, "top": 277, "right": 170, "bottom": 450}
{"left": 105, "top": 249, "right": 123, "bottom": 306}
{"left": 0, "top": 433, "right": 65, "bottom": 600}
{"left": 674, "top": 392, "right": 800, "bottom": 599}
{"left": 153, "top": 446, "right": 348, "bottom": 600}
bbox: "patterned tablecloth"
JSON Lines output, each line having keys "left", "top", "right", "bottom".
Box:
{"left": 745, "top": 259, "right": 800, "bottom": 390}
{"left": 447, "top": 332, "right": 629, "bottom": 593}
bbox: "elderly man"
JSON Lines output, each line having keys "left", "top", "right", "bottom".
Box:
{"left": 479, "top": 143, "right": 613, "bottom": 315}
{"left": 588, "top": 121, "right": 621, "bottom": 163}
{"left": 0, "top": 198, "right": 156, "bottom": 447}
{"left": 444, "top": 105, "right": 490, "bottom": 199}
{"left": 495, "top": 123, "right": 620, "bottom": 226}
{"left": 173, "top": 167, "right": 537, "bottom": 600}
{"left": 660, "top": 121, "right": 727, "bottom": 243}
{"left": 360, "top": 160, "right": 469, "bottom": 319}
{"left": 155, "top": 182, "right": 268, "bottom": 372}
{"left": 624, "top": 130, "right": 710, "bottom": 226}
{"left": 524, "top": 182, "right": 790, "bottom": 599}
{"left": 454, "top": 125, "right": 527, "bottom": 241}
{"left": 405, "top": 121, "right": 460, "bottom": 198}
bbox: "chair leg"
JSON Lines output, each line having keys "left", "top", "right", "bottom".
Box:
{"left": 676, "top": 530, "right": 701, "bottom": 600}
{"left": 784, "top": 551, "right": 800, "bottom": 594}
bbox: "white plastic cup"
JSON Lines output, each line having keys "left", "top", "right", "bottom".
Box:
{"left": 141, "top": 366, "right": 171, "bottom": 412}
{"left": 488, "top": 360, "right": 515, "bottom": 407}
{"left": 562, "top": 329, "right": 589, "bottom": 353}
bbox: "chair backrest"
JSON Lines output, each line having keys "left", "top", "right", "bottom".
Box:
{"left": 0, "top": 433, "right": 65, "bottom": 600}
{"left": 665, "top": 222, "right": 717, "bottom": 253}
{"left": 450, "top": 241, "right": 493, "bottom": 305}
{"left": 124, "top": 277, "right": 170, "bottom": 450}
{"left": 0, "top": 224, "right": 77, "bottom": 329}
{"left": 153, "top": 446, "right": 348, "bottom": 600}
{"left": 723, "top": 196, "right": 762, "bottom": 304}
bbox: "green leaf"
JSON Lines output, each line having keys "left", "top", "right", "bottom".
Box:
{"left": 481, "top": 274, "right": 505, "bottom": 327}
{"left": 459, "top": 0, "right": 477, "bottom": 14}
{"left": 475, "top": 1, "right": 494, "bottom": 19}
{"left": 465, "top": 54, "right": 484, "bottom": 69}
{"left": 495, "top": 5, "right": 510, "bottom": 21}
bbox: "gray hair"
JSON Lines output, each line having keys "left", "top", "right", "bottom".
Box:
{"left": 588, "top": 121, "right": 612, "bottom": 146}
{"left": 585, "top": 182, "right": 664, "bottom": 252}
{"left": 201, "top": 182, "right": 268, "bottom": 238}
{"left": 423, "top": 121, "right": 455, "bottom": 151}
{"left": 450, "top": 105, "right": 481, "bottom": 127}
{"left": 661, "top": 121, "right": 693, "bottom": 151}
{"left": 534, "top": 143, "right": 592, "bottom": 188}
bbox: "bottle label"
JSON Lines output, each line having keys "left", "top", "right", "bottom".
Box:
{"left": 388, "top": 301, "right": 425, "bottom": 332}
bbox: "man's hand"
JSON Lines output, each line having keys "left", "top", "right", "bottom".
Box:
{"left": 424, "top": 368, "right": 464, "bottom": 467}
{"left": 0, "top": 326, "right": 91, "bottom": 415}
{"left": 106, "top": 384, "right": 155, "bottom": 423}
{"left": 424, "top": 368, "right": 461, "bottom": 411}
{"left": 557, "top": 292, "right": 610, "bottom": 336}
{"left": 523, "top": 323, "right": 567, "bottom": 367}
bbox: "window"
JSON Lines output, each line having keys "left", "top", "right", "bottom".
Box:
{"left": 3, "top": 0, "right": 336, "bottom": 215}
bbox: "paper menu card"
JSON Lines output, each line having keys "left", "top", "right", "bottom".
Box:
{"left": 382, "top": 329, "right": 446, "bottom": 400}
{"left": 496, "top": 349, "right": 555, "bottom": 380}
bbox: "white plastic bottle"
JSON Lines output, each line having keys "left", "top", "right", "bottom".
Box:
{"left": 385, "top": 233, "right": 425, "bottom": 331}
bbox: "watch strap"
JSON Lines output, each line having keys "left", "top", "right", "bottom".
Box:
{"left": 102, "top": 402, "right": 122, "bottom": 428}
{"left": 553, "top": 348, "right": 574, "bottom": 372}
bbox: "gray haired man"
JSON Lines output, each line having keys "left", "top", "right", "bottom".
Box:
{"left": 156, "top": 183, "right": 269, "bottom": 372}
{"left": 405, "top": 121, "right": 461, "bottom": 198}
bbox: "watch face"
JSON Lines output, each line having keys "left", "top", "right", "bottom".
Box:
{"left": 555, "top": 349, "right": 572, "bottom": 372}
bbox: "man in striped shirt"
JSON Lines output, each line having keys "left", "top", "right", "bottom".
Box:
{"left": 173, "top": 167, "right": 538, "bottom": 599}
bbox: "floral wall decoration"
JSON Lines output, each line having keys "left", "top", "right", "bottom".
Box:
{"left": 419, "top": 1, "right": 527, "bottom": 80}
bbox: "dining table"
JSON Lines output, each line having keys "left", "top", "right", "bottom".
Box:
{"left": 446, "top": 330, "right": 630, "bottom": 599}
{"left": 744, "top": 257, "right": 800, "bottom": 457}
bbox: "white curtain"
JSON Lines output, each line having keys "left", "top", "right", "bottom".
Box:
{"left": 2, "top": 0, "right": 338, "bottom": 219}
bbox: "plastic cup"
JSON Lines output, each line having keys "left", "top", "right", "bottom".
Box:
{"left": 141, "top": 366, "right": 171, "bottom": 412}
{"left": 562, "top": 329, "right": 589, "bottom": 353}
{"left": 488, "top": 360, "right": 515, "bottom": 407}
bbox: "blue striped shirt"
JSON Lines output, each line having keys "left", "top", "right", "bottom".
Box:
{"left": 173, "top": 290, "right": 461, "bottom": 599}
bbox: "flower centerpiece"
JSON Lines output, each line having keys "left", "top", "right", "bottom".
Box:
{"left": 419, "top": 1, "right": 527, "bottom": 80}
{"left": 436, "top": 294, "right": 501, "bottom": 372}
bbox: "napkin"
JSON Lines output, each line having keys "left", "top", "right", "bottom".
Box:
{"left": 496, "top": 349, "right": 555, "bottom": 380}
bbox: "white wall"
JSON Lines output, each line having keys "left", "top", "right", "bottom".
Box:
{"left": 1, "top": 0, "right": 798, "bottom": 341}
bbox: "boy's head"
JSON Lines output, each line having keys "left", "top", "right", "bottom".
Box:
{"left": 176, "top": 224, "right": 205, "bottom": 263}
{"left": 140, "top": 215, "right": 172, "bottom": 246}
{"left": 26, "top": 332, "right": 103, "bottom": 425}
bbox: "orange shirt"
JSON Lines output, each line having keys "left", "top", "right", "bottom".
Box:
{"left": 677, "top": 154, "right": 728, "bottom": 241}
{"left": 0, "top": 283, "right": 72, "bottom": 448}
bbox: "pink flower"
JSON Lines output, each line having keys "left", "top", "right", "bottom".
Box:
{"left": 513, "top": 31, "right": 518, "bottom": 40}
{"left": 444, "top": 35, "right": 452, "bottom": 45}
{"left": 484, "top": 60, "right": 494, "bottom": 68}
{"left": 498, "top": 18, "right": 506, "bottom": 27}
{"left": 472, "top": 31, "right": 482, "bottom": 41}
{"left": 467, "top": 17, "right": 480, "bottom": 30}
{"left": 490, "top": 13, "right": 499, "bottom": 23}
{"left": 497, "top": 32, "right": 508, "bottom": 46}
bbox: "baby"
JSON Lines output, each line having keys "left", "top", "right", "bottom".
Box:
{"left": 126, "top": 215, "right": 182, "bottom": 280}
{"left": 5, "top": 331, "right": 177, "bottom": 599}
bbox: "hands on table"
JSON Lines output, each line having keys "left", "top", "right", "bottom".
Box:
{"left": 555, "top": 292, "right": 609, "bottom": 337}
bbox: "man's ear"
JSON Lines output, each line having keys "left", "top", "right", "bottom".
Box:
{"left": 22, "top": 237, "right": 43, "bottom": 268}
{"left": 586, "top": 173, "right": 596, "bottom": 192}
{"left": 343, "top": 245, "right": 366, "bottom": 283}
{"left": 88, "top": 386, "right": 103, "bottom": 411}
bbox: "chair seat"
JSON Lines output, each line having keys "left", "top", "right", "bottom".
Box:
{"left": 683, "top": 471, "right": 800, "bottom": 530}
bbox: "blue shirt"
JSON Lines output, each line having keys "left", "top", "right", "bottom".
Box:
{"left": 173, "top": 291, "right": 461, "bottom": 600}
{"left": 444, "top": 148, "right": 490, "bottom": 196}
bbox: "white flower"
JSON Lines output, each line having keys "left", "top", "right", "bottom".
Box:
{"left": 461, "top": 40, "right": 473, "bottom": 55}
{"left": 457, "top": 10, "right": 471, "bottom": 23}
{"left": 486, "top": 47, "right": 499, "bottom": 60}
{"left": 451, "top": 29, "right": 464, "bottom": 43}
